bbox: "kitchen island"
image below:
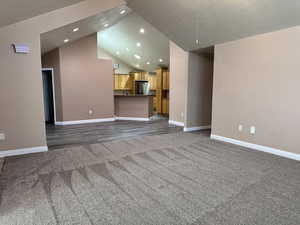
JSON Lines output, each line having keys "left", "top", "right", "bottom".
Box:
{"left": 114, "top": 95, "right": 154, "bottom": 121}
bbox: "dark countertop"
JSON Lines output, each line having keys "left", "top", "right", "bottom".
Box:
{"left": 114, "top": 94, "right": 155, "bottom": 97}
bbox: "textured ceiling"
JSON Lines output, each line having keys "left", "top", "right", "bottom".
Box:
{"left": 41, "top": 5, "right": 130, "bottom": 54}
{"left": 98, "top": 12, "right": 170, "bottom": 71}
{"left": 0, "top": 0, "right": 84, "bottom": 28}
{"left": 126, "top": 0, "right": 300, "bottom": 51}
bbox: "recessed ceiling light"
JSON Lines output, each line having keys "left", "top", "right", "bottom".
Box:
{"left": 146, "top": 62, "right": 150, "bottom": 65}
{"left": 159, "top": 58, "right": 163, "bottom": 62}
{"left": 126, "top": 48, "right": 130, "bottom": 51}
{"left": 140, "top": 28, "right": 145, "bottom": 34}
{"left": 64, "top": 39, "right": 69, "bottom": 43}
{"left": 73, "top": 27, "right": 79, "bottom": 32}
{"left": 136, "top": 42, "right": 141, "bottom": 47}
{"left": 134, "top": 54, "right": 141, "bottom": 59}
{"left": 116, "top": 51, "right": 120, "bottom": 55}
{"left": 104, "top": 24, "right": 109, "bottom": 28}
{"left": 120, "top": 9, "right": 126, "bottom": 14}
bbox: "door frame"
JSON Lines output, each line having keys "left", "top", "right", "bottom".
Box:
{"left": 42, "top": 68, "right": 57, "bottom": 124}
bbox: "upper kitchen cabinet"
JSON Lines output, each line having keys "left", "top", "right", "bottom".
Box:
{"left": 114, "top": 74, "right": 133, "bottom": 90}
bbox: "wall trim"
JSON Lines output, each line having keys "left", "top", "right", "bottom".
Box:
{"left": 211, "top": 134, "right": 300, "bottom": 161}
{"left": 169, "top": 120, "right": 185, "bottom": 127}
{"left": 115, "top": 117, "right": 150, "bottom": 121}
{"left": 0, "top": 146, "right": 48, "bottom": 158}
{"left": 55, "top": 118, "right": 116, "bottom": 125}
{"left": 184, "top": 125, "right": 211, "bottom": 132}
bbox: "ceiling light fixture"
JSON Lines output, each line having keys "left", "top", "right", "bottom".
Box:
{"left": 136, "top": 42, "right": 141, "bottom": 47}
{"left": 104, "top": 24, "right": 109, "bottom": 28}
{"left": 159, "top": 58, "right": 163, "bottom": 62}
{"left": 120, "top": 9, "right": 126, "bottom": 14}
{"left": 140, "top": 28, "right": 145, "bottom": 34}
{"left": 146, "top": 62, "right": 150, "bottom": 65}
{"left": 116, "top": 51, "right": 120, "bottom": 55}
{"left": 73, "top": 28, "right": 79, "bottom": 32}
{"left": 126, "top": 48, "right": 130, "bottom": 51}
{"left": 64, "top": 39, "right": 69, "bottom": 43}
{"left": 134, "top": 54, "right": 141, "bottom": 59}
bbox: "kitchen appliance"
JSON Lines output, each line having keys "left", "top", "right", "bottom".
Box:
{"left": 135, "top": 81, "right": 150, "bottom": 95}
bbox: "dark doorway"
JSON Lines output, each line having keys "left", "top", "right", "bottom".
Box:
{"left": 42, "top": 69, "right": 55, "bottom": 124}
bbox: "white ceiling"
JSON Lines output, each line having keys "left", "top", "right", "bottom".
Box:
{"left": 98, "top": 12, "right": 170, "bottom": 72}
{"left": 40, "top": 5, "right": 130, "bottom": 54}
{"left": 0, "top": 0, "right": 84, "bottom": 28}
{"left": 126, "top": 0, "right": 300, "bottom": 51}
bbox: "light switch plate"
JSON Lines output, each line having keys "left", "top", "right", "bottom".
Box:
{"left": 0, "top": 133, "right": 5, "bottom": 140}
{"left": 250, "top": 126, "right": 256, "bottom": 135}
{"left": 238, "top": 125, "right": 243, "bottom": 132}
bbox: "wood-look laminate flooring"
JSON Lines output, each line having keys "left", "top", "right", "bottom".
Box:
{"left": 46, "top": 118, "right": 183, "bottom": 150}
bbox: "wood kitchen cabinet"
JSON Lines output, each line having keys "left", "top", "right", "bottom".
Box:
{"left": 162, "top": 98, "right": 169, "bottom": 114}
{"left": 132, "top": 72, "right": 147, "bottom": 81}
{"left": 156, "top": 69, "right": 163, "bottom": 113}
{"left": 114, "top": 74, "right": 132, "bottom": 90}
{"left": 156, "top": 68, "right": 170, "bottom": 114}
{"left": 148, "top": 74, "right": 157, "bottom": 90}
{"left": 115, "top": 70, "right": 169, "bottom": 114}
{"left": 162, "top": 71, "right": 169, "bottom": 90}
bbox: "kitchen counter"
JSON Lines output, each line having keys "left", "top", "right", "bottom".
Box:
{"left": 114, "top": 94, "right": 155, "bottom": 97}
{"left": 114, "top": 95, "right": 153, "bottom": 120}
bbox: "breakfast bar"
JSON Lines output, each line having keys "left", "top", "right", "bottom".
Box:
{"left": 114, "top": 95, "right": 154, "bottom": 121}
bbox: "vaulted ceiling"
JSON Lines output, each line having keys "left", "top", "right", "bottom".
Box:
{"left": 41, "top": 5, "right": 170, "bottom": 72}
{"left": 98, "top": 12, "right": 170, "bottom": 72}
{"left": 0, "top": 0, "right": 84, "bottom": 28}
{"left": 41, "top": 5, "right": 130, "bottom": 54}
{"left": 126, "top": 0, "right": 300, "bottom": 51}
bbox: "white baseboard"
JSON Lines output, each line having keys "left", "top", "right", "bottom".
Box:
{"left": 115, "top": 117, "right": 150, "bottom": 121}
{"left": 55, "top": 118, "right": 116, "bottom": 125}
{"left": 211, "top": 134, "right": 300, "bottom": 161}
{"left": 169, "top": 120, "right": 184, "bottom": 127}
{"left": 0, "top": 146, "right": 48, "bottom": 158}
{"left": 184, "top": 125, "right": 211, "bottom": 132}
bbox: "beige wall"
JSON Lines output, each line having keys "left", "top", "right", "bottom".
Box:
{"left": 169, "top": 41, "right": 188, "bottom": 124}
{"left": 42, "top": 48, "right": 63, "bottom": 121}
{"left": 169, "top": 41, "right": 214, "bottom": 127}
{"left": 212, "top": 25, "right": 300, "bottom": 155}
{"left": 0, "top": 33, "right": 47, "bottom": 150}
{"left": 59, "top": 34, "right": 114, "bottom": 121}
{"left": 0, "top": 0, "right": 123, "bottom": 151}
{"left": 185, "top": 53, "right": 214, "bottom": 128}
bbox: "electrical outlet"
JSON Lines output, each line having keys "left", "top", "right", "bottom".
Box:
{"left": 250, "top": 126, "right": 256, "bottom": 135}
{"left": 89, "top": 109, "right": 93, "bottom": 115}
{"left": 238, "top": 125, "right": 243, "bottom": 132}
{"left": 0, "top": 133, "right": 5, "bottom": 140}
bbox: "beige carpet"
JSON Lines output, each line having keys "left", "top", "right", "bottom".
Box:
{"left": 0, "top": 132, "right": 299, "bottom": 225}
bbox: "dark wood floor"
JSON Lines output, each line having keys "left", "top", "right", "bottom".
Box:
{"left": 46, "top": 118, "right": 184, "bottom": 150}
